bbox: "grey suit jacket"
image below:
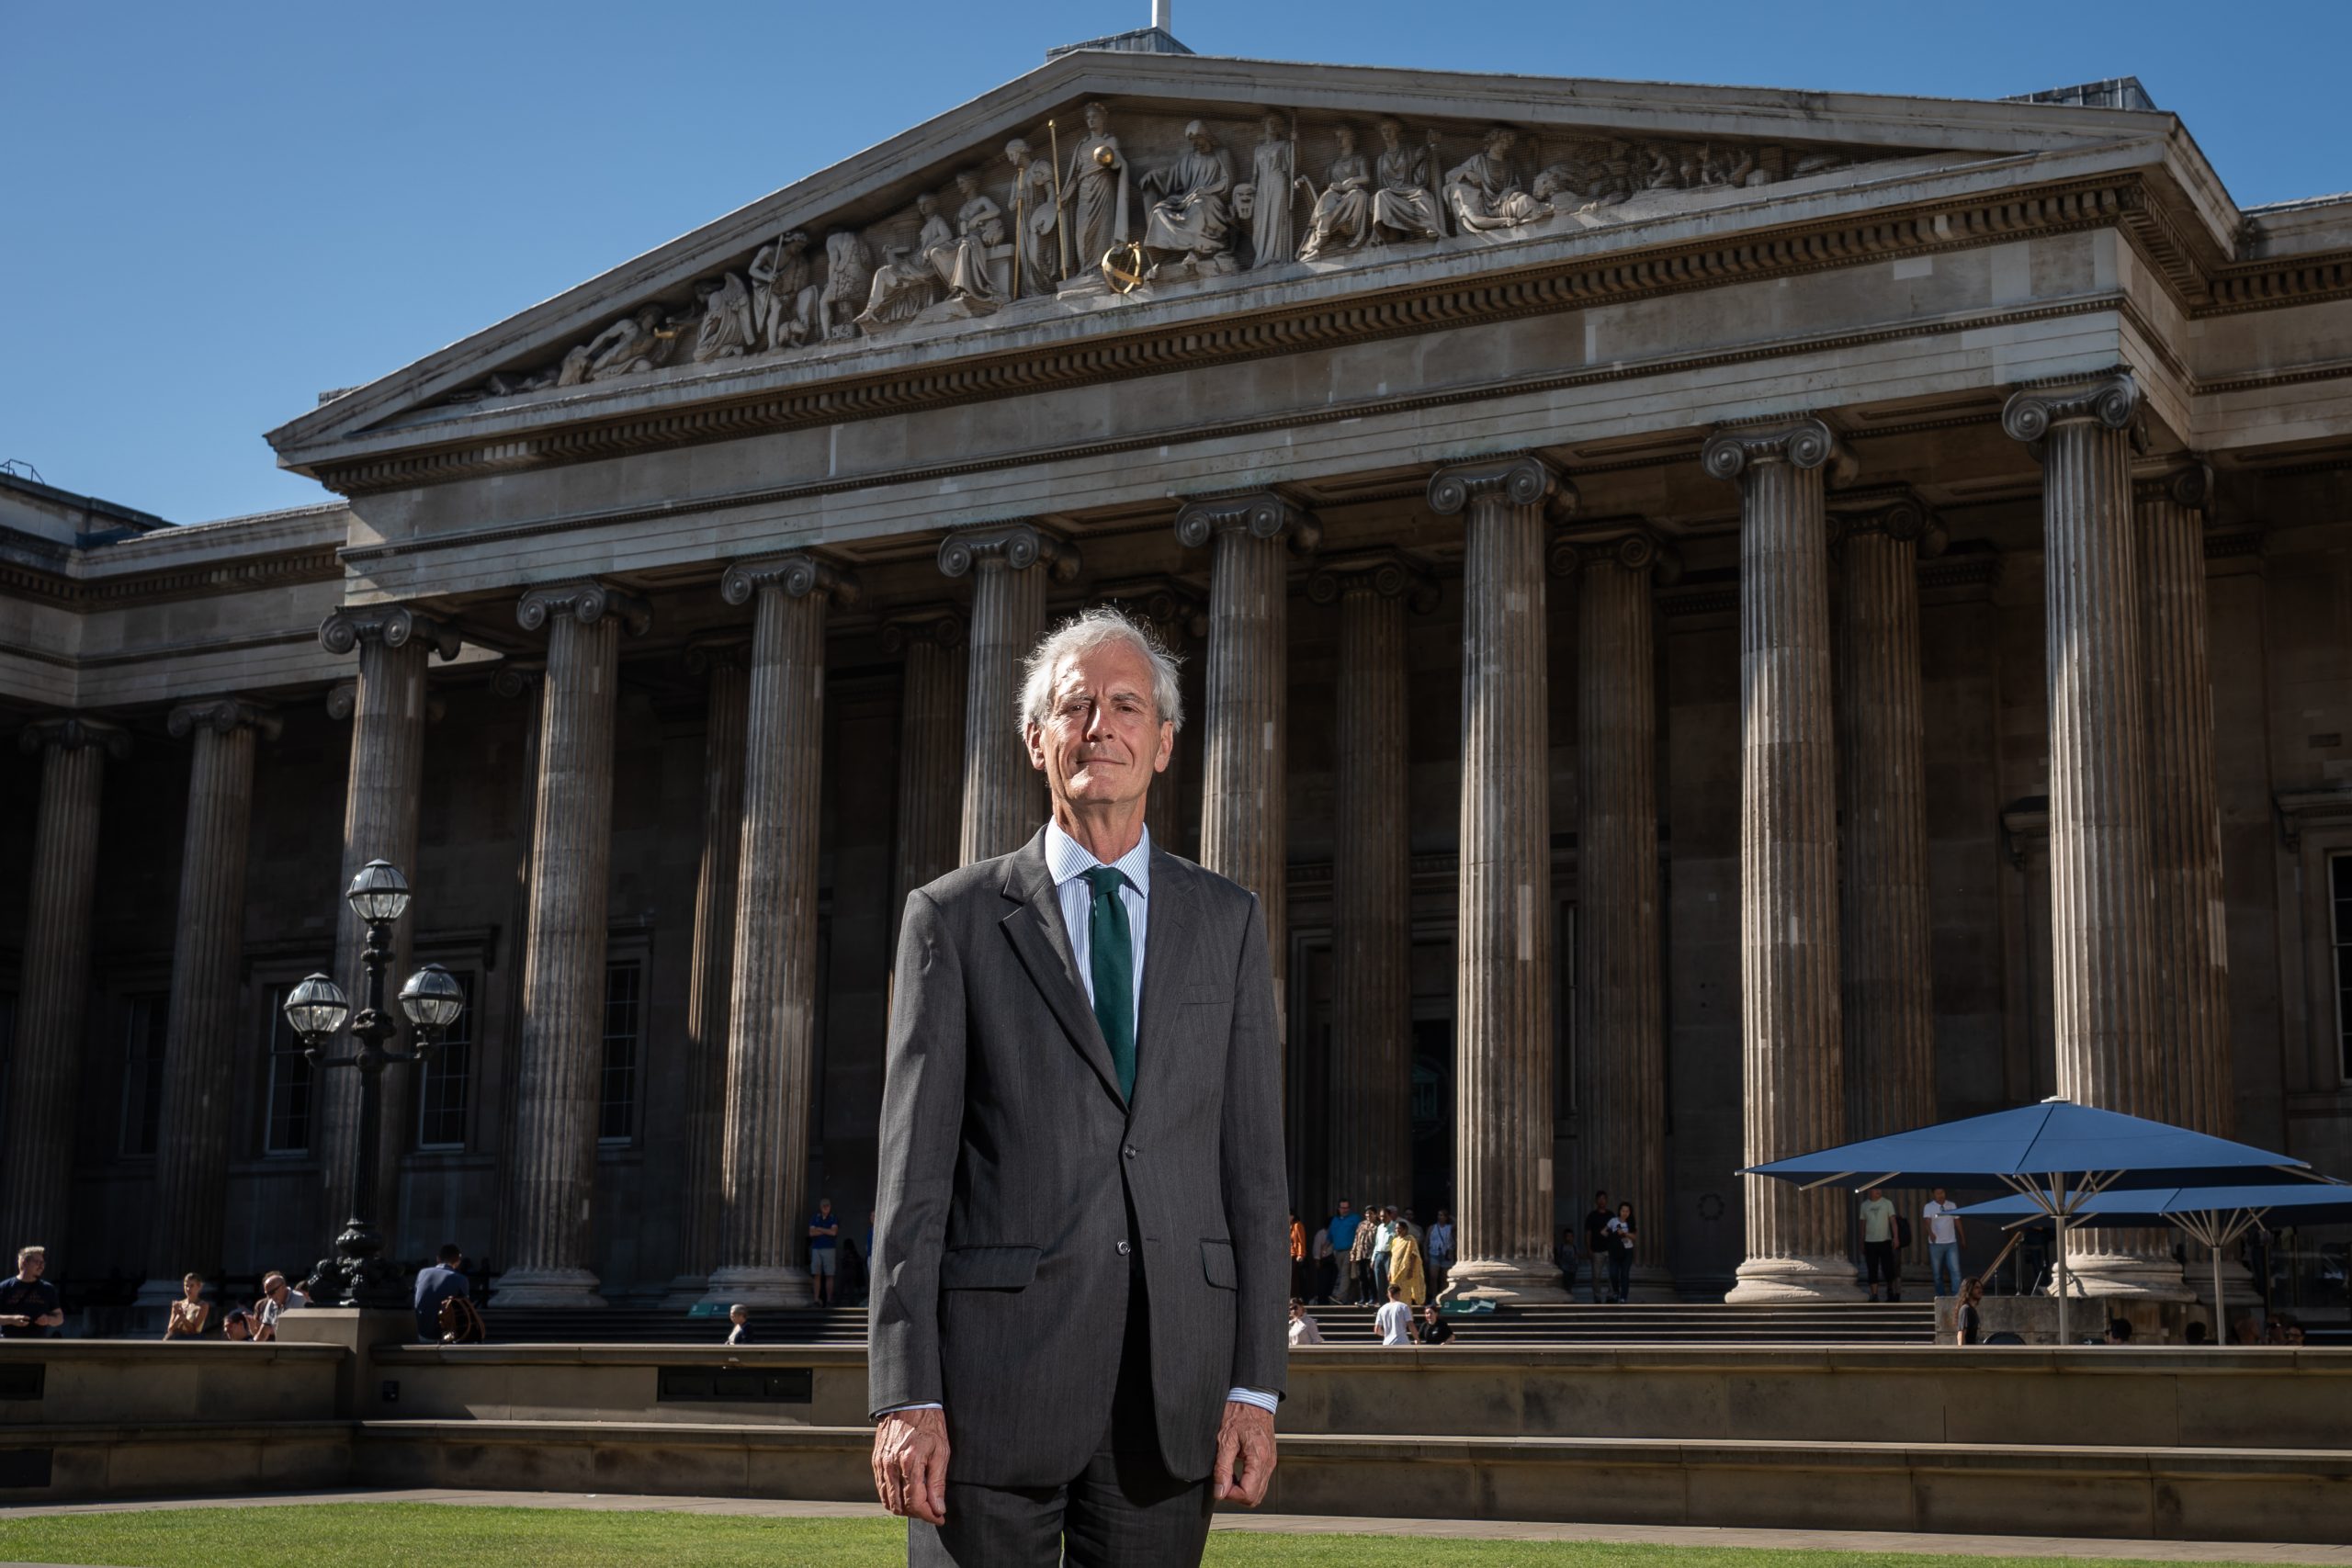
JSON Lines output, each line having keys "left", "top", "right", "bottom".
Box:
{"left": 867, "top": 829, "right": 1288, "bottom": 1487}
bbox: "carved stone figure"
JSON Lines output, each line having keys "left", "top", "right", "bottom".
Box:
{"left": 1444, "top": 129, "right": 1550, "bottom": 234}
{"left": 1064, "top": 100, "right": 1130, "bottom": 276}
{"left": 1371, "top": 118, "right": 1444, "bottom": 242}
{"left": 1139, "top": 119, "right": 1235, "bottom": 270}
{"left": 571, "top": 305, "right": 674, "bottom": 382}
{"left": 1004, "top": 139, "right": 1059, "bottom": 297}
{"left": 857, "top": 195, "right": 954, "bottom": 328}
{"left": 944, "top": 173, "right": 1006, "bottom": 306}
{"left": 1296, "top": 125, "right": 1373, "bottom": 261}
{"left": 1236, "top": 111, "right": 1295, "bottom": 269}
{"left": 750, "top": 231, "right": 818, "bottom": 352}
{"left": 692, "top": 273, "right": 756, "bottom": 363}
{"left": 817, "top": 231, "right": 872, "bottom": 341}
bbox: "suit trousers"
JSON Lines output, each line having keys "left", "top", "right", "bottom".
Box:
{"left": 910, "top": 1266, "right": 1214, "bottom": 1568}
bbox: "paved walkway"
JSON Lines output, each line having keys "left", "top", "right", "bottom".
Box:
{"left": 4, "top": 1488, "right": 2349, "bottom": 1564}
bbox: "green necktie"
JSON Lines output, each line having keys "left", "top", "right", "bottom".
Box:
{"left": 1080, "top": 865, "right": 1136, "bottom": 1100}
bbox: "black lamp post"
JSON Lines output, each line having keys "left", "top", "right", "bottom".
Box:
{"left": 283, "top": 859, "right": 466, "bottom": 1307}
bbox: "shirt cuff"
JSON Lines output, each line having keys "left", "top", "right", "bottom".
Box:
{"left": 878, "top": 1402, "right": 943, "bottom": 1414}
{"left": 1225, "top": 1387, "right": 1278, "bottom": 1413}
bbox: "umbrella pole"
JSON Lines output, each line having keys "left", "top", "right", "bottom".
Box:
{"left": 2053, "top": 1174, "right": 2070, "bottom": 1346}
{"left": 2211, "top": 1245, "right": 2223, "bottom": 1332}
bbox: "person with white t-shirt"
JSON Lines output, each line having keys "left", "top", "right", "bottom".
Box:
{"left": 1374, "top": 1285, "right": 1414, "bottom": 1347}
{"left": 1922, "top": 1190, "right": 1966, "bottom": 1298}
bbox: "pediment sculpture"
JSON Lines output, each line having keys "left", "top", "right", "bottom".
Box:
{"left": 445, "top": 100, "right": 1892, "bottom": 406}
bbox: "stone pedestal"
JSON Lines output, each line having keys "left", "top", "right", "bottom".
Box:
{"left": 886, "top": 610, "right": 968, "bottom": 918}
{"left": 1307, "top": 554, "right": 1432, "bottom": 1213}
{"left": 318, "top": 606, "right": 460, "bottom": 1264}
{"left": 494, "top": 583, "right": 649, "bottom": 1308}
{"left": 2002, "top": 374, "right": 2189, "bottom": 1301}
{"left": 140, "top": 699, "right": 280, "bottom": 1307}
{"left": 1176, "top": 493, "right": 1318, "bottom": 1045}
{"left": 1557, "top": 526, "right": 1677, "bottom": 1301}
{"left": 664, "top": 639, "right": 749, "bottom": 1310}
{"left": 0, "top": 717, "right": 128, "bottom": 1257}
{"left": 941, "top": 525, "right": 1075, "bottom": 864}
{"left": 1830, "top": 498, "right": 1942, "bottom": 1286}
{"left": 1703, "top": 421, "right": 1865, "bottom": 1303}
{"left": 1427, "top": 457, "right": 1567, "bottom": 1303}
{"left": 705, "top": 557, "right": 857, "bottom": 1308}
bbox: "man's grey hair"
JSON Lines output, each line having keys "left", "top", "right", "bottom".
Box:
{"left": 1019, "top": 605, "right": 1185, "bottom": 734}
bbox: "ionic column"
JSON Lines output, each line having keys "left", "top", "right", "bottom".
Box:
{"left": 1176, "top": 493, "right": 1318, "bottom": 1043}
{"left": 940, "top": 525, "right": 1077, "bottom": 864}
{"left": 0, "top": 717, "right": 129, "bottom": 1257}
{"left": 1829, "top": 497, "right": 1942, "bottom": 1283}
{"left": 663, "top": 637, "right": 750, "bottom": 1308}
{"left": 493, "top": 582, "right": 650, "bottom": 1307}
{"left": 1097, "top": 581, "right": 1206, "bottom": 855}
{"left": 318, "top": 605, "right": 460, "bottom": 1260}
{"left": 706, "top": 556, "right": 858, "bottom": 1307}
{"left": 138, "top": 698, "right": 281, "bottom": 1306}
{"left": 1306, "top": 554, "right": 1434, "bottom": 1214}
{"left": 2002, "top": 373, "right": 2188, "bottom": 1299}
{"left": 1427, "top": 456, "right": 1566, "bottom": 1303}
{"left": 884, "top": 610, "right": 968, "bottom": 919}
{"left": 1703, "top": 420, "right": 1863, "bottom": 1303}
{"left": 1555, "top": 525, "right": 1678, "bottom": 1300}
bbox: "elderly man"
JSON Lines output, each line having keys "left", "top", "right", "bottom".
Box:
{"left": 868, "top": 605, "right": 1286, "bottom": 1567}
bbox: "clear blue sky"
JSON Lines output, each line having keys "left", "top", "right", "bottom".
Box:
{"left": 6, "top": 1, "right": 2346, "bottom": 524}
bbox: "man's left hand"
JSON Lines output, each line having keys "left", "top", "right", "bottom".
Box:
{"left": 1212, "top": 1399, "right": 1275, "bottom": 1506}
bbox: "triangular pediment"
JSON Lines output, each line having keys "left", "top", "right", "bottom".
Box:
{"left": 269, "top": 49, "right": 2189, "bottom": 478}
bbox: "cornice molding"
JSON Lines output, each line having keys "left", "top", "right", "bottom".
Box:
{"left": 166, "top": 696, "right": 283, "bottom": 740}
{"left": 319, "top": 604, "right": 464, "bottom": 660}
{"left": 516, "top": 581, "right": 654, "bottom": 635}
{"left": 0, "top": 547, "right": 343, "bottom": 611}
{"left": 17, "top": 715, "right": 132, "bottom": 759}
{"left": 718, "top": 553, "right": 860, "bottom": 607}
{"left": 1173, "top": 491, "right": 1320, "bottom": 551}
{"left": 935, "top": 522, "right": 1080, "bottom": 581}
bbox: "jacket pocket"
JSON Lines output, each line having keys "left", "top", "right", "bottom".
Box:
{"left": 1201, "top": 1238, "right": 1237, "bottom": 1290}
{"left": 940, "top": 1244, "right": 1041, "bottom": 1291}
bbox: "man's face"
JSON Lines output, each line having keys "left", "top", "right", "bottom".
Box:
{"left": 17, "top": 1255, "right": 42, "bottom": 1282}
{"left": 1026, "top": 641, "right": 1172, "bottom": 812}
{"left": 266, "top": 1279, "right": 286, "bottom": 1301}
{"left": 1868, "top": 1189, "right": 1883, "bottom": 1202}
{"left": 1932, "top": 1189, "right": 1948, "bottom": 1204}
{"left": 820, "top": 1201, "right": 832, "bottom": 1215}
{"left": 225, "top": 1317, "right": 250, "bottom": 1340}
{"left": 1338, "top": 1201, "right": 1351, "bottom": 1216}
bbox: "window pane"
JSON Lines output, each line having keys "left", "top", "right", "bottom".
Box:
{"left": 119, "top": 993, "right": 169, "bottom": 1157}
{"left": 263, "top": 983, "right": 314, "bottom": 1155}
{"left": 600, "top": 962, "right": 641, "bottom": 1144}
{"left": 415, "top": 971, "right": 476, "bottom": 1150}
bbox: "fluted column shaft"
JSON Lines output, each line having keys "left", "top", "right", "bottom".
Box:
{"left": 2002, "top": 374, "right": 2188, "bottom": 1300}
{"left": 1316, "top": 560, "right": 1419, "bottom": 1211}
{"left": 890, "top": 615, "right": 969, "bottom": 916}
{"left": 319, "top": 607, "right": 455, "bottom": 1253}
{"left": 1179, "top": 495, "right": 1316, "bottom": 1044}
{"left": 0, "top": 719, "right": 124, "bottom": 1258}
{"left": 141, "top": 701, "right": 277, "bottom": 1302}
{"left": 942, "top": 525, "right": 1073, "bottom": 864}
{"left": 496, "top": 583, "right": 646, "bottom": 1306}
{"left": 1704, "top": 422, "right": 1861, "bottom": 1303}
{"left": 1428, "top": 457, "right": 1565, "bottom": 1302}
{"left": 2137, "top": 467, "right": 2232, "bottom": 1134}
{"left": 665, "top": 645, "right": 748, "bottom": 1305}
{"left": 1569, "top": 535, "right": 1671, "bottom": 1296}
{"left": 707, "top": 557, "right": 854, "bottom": 1306}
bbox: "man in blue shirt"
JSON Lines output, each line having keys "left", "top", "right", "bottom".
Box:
{"left": 413, "top": 1243, "right": 470, "bottom": 1343}
{"left": 1327, "top": 1200, "right": 1361, "bottom": 1257}
{"left": 0, "top": 1246, "right": 63, "bottom": 1338}
{"left": 808, "top": 1198, "right": 841, "bottom": 1307}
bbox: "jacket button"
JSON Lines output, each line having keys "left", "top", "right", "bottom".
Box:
{"left": 1116, "top": 1240, "right": 1132, "bottom": 1256}
{"left": 1124, "top": 1145, "right": 1138, "bottom": 1159}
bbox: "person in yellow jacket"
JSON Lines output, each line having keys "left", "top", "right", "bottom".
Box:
{"left": 1388, "top": 1226, "right": 1427, "bottom": 1306}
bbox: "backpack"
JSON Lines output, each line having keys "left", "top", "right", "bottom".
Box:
{"left": 1895, "top": 1214, "right": 1914, "bottom": 1249}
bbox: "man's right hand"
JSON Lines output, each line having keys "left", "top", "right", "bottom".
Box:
{"left": 871, "top": 1406, "right": 951, "bottom": 1526}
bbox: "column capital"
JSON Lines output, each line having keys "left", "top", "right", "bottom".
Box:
{"left": 2000, "top": 371, "right": 2143, "bottom": 446}
{"left": 319, "top": 604, "right": 463, "bottom": 660}
{"left": 720, "top": 554, "right": 860, "bottom": 608}
{"left": 683, "top": 634, "right": 755, "bottom": 675}
{"left": 166, "top": 696, "right": 282, "bottom": 741}
{"left": 1093, "top": 578, "right": 1209, "bottom": 643}
{"left": 1306, "top": 550, "right": 1442, "bottom": 613}
{"left": 1700, "top": 419, "right": 1852, "bottom": 486}
{"left": 1547, "top": 523, "right": 1684, "bottom": 584}
{"left": 878, "top": 607, "right": 967, "bottom": 655}
{"left": 937, "top": 522, "right": 1080, "bottom": 581}
{"left": 1828, "top": 490, "right": 1948, "bottom": 558}
{"left": 2133, "top": 457, "right": 2213, "bottom": 513}
{"left": 1426, "top": 454, "right": 1565, "bottom": 516}
{"left": 325, "top": 682, "right": 445, "bottom": 723}
{"left": 517, "top": 581, "right": 652, "bottom": 636}
{"left": 17, "top": 715, "right": 130, "bottom": 759}
{"left": 491, "top": 659, "right": 544, "bottom": 700}
{"left": 1173, "top": 491, "right": 1321, "bottom": 551}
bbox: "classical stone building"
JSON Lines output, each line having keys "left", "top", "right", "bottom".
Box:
{"left": 5, "top": 42, "right": 2351, "bottom": 1309}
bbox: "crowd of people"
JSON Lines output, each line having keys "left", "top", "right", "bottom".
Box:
{"left": 1284, "top": 1200, "right": 1453, "bottom": 1307}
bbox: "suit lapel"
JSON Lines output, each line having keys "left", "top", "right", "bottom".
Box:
{"left": 1131, "top": 847, "right": 1201, "bottom": 1118}
{"left": 999, "top": 832, "right": 1125, "bottom": 1106}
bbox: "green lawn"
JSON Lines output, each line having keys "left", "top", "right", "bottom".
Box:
{"left": 0, "top": 1504, "right": 2286, "bottom": 1568}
